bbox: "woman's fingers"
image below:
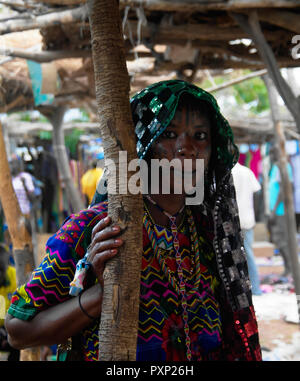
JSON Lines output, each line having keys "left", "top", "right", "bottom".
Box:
{"left": 91, "top": 216, "right": 111, "bottom": 240}
{"left": 89, "top": 216, "right": 123, "bottom": 283}
{"left": 92, "top": 217, "right": 121, "bottom": 240}
{"left": 93, "top": 225, "right": 121, "bottom": 245}
{"left": 90, "top": 249, "right": 119, "bottom": 286}
{"left": 90, "top": 238, "right": 123, "bottom": 256}
{"left": 90, "top": 217, "right": 122, "bottom": 250}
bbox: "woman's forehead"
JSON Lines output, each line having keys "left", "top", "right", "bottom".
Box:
{"left": 171, "top": 106, "right": 211, "bottom": 125}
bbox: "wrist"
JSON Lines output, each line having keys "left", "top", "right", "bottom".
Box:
{"left": 79, "top": 284, "right": 103, "bottom": 319}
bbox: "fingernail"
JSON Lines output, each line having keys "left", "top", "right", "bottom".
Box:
{"left": 104, "top": 216, "right": 110, "bottom": 223}
{"left": 111, "top": 249, "right": 118, "bottom": 254}
{"left": 114, "top": 239, "right": 122, "bottom": 244}
{"left": 112, "top": 226, "right": 120, "bottom": 231}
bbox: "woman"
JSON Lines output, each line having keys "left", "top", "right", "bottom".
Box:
{"left": 5, "top": 80, "right": 261, "bottom": 361}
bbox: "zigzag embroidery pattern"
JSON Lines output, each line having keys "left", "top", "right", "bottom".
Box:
{"left": 138, "top": 214, "right": 223, "bottom": 358}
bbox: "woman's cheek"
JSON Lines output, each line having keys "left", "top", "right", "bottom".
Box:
{"left": 152, "top": 142, "right": 170, "bottom": 160}
{"left": 197, "top": 144, "right": 211, "bottom": 167}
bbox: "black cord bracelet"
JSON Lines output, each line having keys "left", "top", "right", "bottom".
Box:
{"left": 78, "top": 291, "right": 97, "bottom": 320}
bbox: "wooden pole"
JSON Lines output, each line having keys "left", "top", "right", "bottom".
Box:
{"left": 263, "top": 74, "right": 300, "bottom": 326}
{"left": 0, "top": 122, "right": 40, "bottom": 360}
{"left": 87, "top": 0, "right": 143, "bottom": 360}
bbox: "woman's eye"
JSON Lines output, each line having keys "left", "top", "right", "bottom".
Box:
{"left": 161, "top": 130, "right": 177, "bottom": 139}
{"left": 195, "top": 131, "right": 207, "bottom": 140}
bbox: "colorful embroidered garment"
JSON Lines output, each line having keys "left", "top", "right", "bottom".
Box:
{"left": 8, "top": 201, "right": 260, "bottom": 361}
{"left": 139, "top": 205, "right": 222, "bottom": 361}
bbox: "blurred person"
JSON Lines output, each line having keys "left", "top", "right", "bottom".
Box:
{"left": 10, "top": 158, "right": 35, "bottom": 217}
{"left": 232, "top": 162, "right": 262, "bottom": 295}
{"left": 40, "top": 145, "right": 59, "bottom": 233}
{"left": 81, "top": 160, "right": 103, "bottom": 207}
{"left": 268, "top": 147, "right": 293, "bottom": 276}
{"left": 25, "top": 162, "right": 44, "bottom": 233}
{"left": 0, "top": 243, "right": 19, "bottom": 361}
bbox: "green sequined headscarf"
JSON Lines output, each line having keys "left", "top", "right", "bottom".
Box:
{"left": 131, "top": 79, "right": 239, "bottom": 173}
{"left": 91, "top": 79, "right": 239, "bottom": 205}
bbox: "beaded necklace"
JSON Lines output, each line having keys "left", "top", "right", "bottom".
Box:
{"left": 143, "top": 195, "right": 202, "bottom": 361}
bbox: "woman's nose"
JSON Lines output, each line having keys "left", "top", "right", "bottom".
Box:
{"left": 176, "top": 136, "right": 196, "bottom": 159}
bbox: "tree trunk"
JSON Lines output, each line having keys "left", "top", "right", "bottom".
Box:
{"left": 42, "top": 106, "right": 85, "bottom": 213}
{"left": 87, "top": 0, "right": 143, "bottom": 360}
{"left": 263, "top": 74, "right": 300, "bottom": 326}
{"left": 0, "top": 122, "right": 40, "bottom": 360}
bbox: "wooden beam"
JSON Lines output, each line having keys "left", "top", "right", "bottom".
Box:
{"left": 151, "top": 54, "right": 298, "bottom": 72}
{"left": 0, "top": 47, "right": 91, "bottom": 62}
{"left": 0, "top": 9, "right": 292, "bottom": 41}
{"left": 0, "top": 0, "right": 81, "bottom": 6}
{"left": 0, "top": 5, "right": 88, "bottom": 35}
{"left": 125, "top": 21, "right": 289, "bottom": 43}
{"left": 234, "top": 9, "right": 300, "bottom": 34}
{"left": 120, "top": 0, "right": 300, "bottom": 11}
{"left": 0, "top": 0, "right": 47, "bottom": 9}
{"left": 0, "top": 46, "right": 153, "bottom": 64}
{"left": 1, "top": 94, "right": 34, "bottom": 113}
{"left": 256, "top": 9, "right": 300, "bottom": 34}
{"left": 17, "top": 0, "right": 300, "bottom": 8}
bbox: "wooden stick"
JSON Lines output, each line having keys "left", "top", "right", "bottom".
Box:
{"left": 264, "top": 74, "right": 300, "bottom": 327}
{"left": 206, "top": 68, "right": 267, "bottom": 92}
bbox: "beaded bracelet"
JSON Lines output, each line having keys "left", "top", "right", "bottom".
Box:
{"left": 78, "top": 291, "right": 97, "bottom": 320}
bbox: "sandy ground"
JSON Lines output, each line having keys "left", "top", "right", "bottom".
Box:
{"left": 253, "top": 243, "right": 300, "bottom": 361}
{"left": 251, "top": 223, "right": 300, "bottom": 361}
{"left": 253, "top": 293, "right": 300, "bottom": 361}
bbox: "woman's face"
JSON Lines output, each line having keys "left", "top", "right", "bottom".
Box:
{"left": 150, "top": 105, "right": 212, "bottom": 194}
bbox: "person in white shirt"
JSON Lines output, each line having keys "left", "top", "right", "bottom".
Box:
{"left": 232, "top": 162, "right": 262, "bottom": 295}
{"left": 10, "top": 159, "right": 35, "bottom": 216}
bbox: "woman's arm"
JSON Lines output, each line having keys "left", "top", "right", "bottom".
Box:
{"left": 5, "top": 216, "right": 123, "bottom": 350}
{"left": 5, "top": 283, "right": 102, "bottom": 349}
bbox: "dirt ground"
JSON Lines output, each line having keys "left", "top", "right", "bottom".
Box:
{"left": 252, "top": 223, "right": 300, "bottom": 359}
{"left": 257, "top": 319, "right": 299, "bottom": 351}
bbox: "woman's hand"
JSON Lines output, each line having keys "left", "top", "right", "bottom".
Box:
{"left": 88, "top": 216, "right": 123, "bottom": 287}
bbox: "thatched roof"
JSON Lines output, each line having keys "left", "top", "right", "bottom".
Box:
{"left": 0, "top": 0, "right": 299, "bottom": 129}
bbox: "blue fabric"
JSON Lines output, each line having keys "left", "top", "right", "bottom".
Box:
{"left": 26, "top": 60, "right": 54, "bottom": 106}
{"left": 269, "top": 163, "right": 293, "bottom": 216}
